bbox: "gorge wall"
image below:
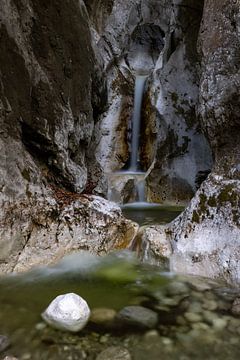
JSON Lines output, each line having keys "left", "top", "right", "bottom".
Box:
{"left": 0, "top": 0, "right": 239, "bottom": 282}
{"left": 139, "top": 0, "right": 240, "bottom": 284}
{"left": 0, "top": 0, "right": 137, "bottom": 272}
{"left": 88, "top": 0, "right": 212, "bottom": 204}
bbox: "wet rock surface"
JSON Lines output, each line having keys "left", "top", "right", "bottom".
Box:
{"left": 87, "top": 0, "right": 212, "bottom": 204}
{"left": 139, "top": 0, "right": 240, "bottom": 284}
{"left": 116, "top": 306, "right": 158, "bottom": 330}
{"left": 41, "top": 293, "right": 91, "bottom": 332}
{"left": 0, "top": 335, "right": 10, "bottom": 353}
{"left": 96, "top": 346, "right": 132, "bottom": 360}
{"left": 0, "top": 195, "right": 138, "bottom": 273}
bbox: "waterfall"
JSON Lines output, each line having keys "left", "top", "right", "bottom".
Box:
{"left": 107, "top": 74, "right": 150, "bottom": 206}
{"left": 129, "top": 75, "right": 148, "bottom": 171}
{"left": 137, "top": 178, "right": 145, "bottom": 202}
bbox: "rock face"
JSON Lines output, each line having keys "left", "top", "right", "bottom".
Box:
{"left": 0, "top": 194, "right": 138, "bottom": 273}
{"left": 141, "top": 0, "right": 240, "bottom": 284}
{"left": 42, "top": 293, "right": 90, "bottom": 332}
{"left": 87, "top": 0, "right": 212, "bottom": 204}
{"left": 169, "top": 0, "right": 240, "bottom": 284}
{"left": 0, "top": 0, "right": 138, "bottom": 272}
{"left": 1, "top": 0, "right": 240, "bottom": 282}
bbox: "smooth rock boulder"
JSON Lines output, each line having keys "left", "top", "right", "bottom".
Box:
{"left": 96, "top": 346, "right": 132, "bottom": 360}
{"left": 42, "top": 293, "right": 90, "bottom": 332}
{"left": 0, "top": 335, "right": 10, "bottom": 353}
{"left": 90, "top": 307, "right": 117, "bottom": 327}
{"left": 232, "top": 298, "right": 240, "bottom": 316}
{"left": 116, "top": 305, "right": 158, "bottom": 329}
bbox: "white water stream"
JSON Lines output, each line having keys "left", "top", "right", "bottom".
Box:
{"left": 129, "top": 75, "right": 148, "bottom": 171}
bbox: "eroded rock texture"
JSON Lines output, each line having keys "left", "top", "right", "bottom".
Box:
{"left": 169, "top": 0, "right": 240, "bottom": 283}
{"left": 142, "top": 0, "right": 240, "bottom": 284}
{"left": 0, "top": 0, "right": 137, "bottom": 272}
{"left": 88, "top": 0, "right": 212, "bottom": 204}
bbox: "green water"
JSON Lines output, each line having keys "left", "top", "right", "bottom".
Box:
{"left": 0, "top": 252, "right": 240, "bottom": 360}
{"left": 122, "top": 203, "right": 184, "bottom": 226}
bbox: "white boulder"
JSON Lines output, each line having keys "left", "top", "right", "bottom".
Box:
{"left": 41, "top": 293, "right": 90, "bottom": 332}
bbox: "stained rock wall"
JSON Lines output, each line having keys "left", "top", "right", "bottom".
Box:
{"left": 88, "top": 0, "right": 213, "bottom": 204}
{"left": 142, "top": 0, "right": 240, "bottom": 284}
{"left": 0, "top": 0, "right": 136, "bottom": 272}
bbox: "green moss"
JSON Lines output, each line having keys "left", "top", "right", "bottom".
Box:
{"left": 191, "top": 193, "right": 210, "bottom": 224}
{"left": 192, "top": 210, "right": 200, "bottom": 224}
{"left": 218, "top": 184, "right": 238, "bottom": 205}
{"left": 171, "top": 92, "right": 179, "bottom": 103}
{"left": 22, "top": 168, "right": 31, "bottom": 182}
{"left": 207, "top": 196, "right": 217, "bottom": 207}
{"left": 199, "top": 193, "right": 207, "bottom": 212}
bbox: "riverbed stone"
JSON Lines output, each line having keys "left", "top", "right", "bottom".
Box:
{"left": 184, "top": 312, "right": 202, "bottom": 323}
{"left": 231, "top": 298, "right": 240, "bottom": 316}
{"left": 90, "top": 308, "right": 117, "bottom": 326}
{"left": 0, "top": 335, "right": 10, "bottom": 353}
{"left": 42, "top": 293, "right": 91, "bottom": 332}
{"left": 212, "top": 318, "right": 228, "bottom": 331}
{"left": 116, "top": 306, "right": 158, "bottom": 329}
{"left": 96, "top": 346, "right": 132, "bottom": 360}
{"left": 134, "top": 226, "right": 172, "bottom": 267}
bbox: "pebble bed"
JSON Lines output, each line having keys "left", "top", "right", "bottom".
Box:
{"left": 1, "top": 273, "right": 240, "bottom": 360}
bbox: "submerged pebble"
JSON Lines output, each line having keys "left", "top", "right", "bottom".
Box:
{"left": 0, "top": 335, "right": 10, "bottom": 353}
{"left": 90, "top": 308, "right": 116, "bottom": 326}
{"left": 96, "top": 346, "right": 131, "bottom": 360}
{"left": 232, "top": 298, "right": 240, "bottom": 315}
{"left": 116, "top": 306, "right": 158, "bottom": 329}
{"left": 184, "top": 312, "right": 202, "bottom": 323}
{"left": 41, "top": 293, "right": 90, "bottom": 332}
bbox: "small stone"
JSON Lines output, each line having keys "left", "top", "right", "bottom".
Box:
{"left": 176, "top": 316, "right": 187, "bottom": 326}
{"left": 161, "top": 337, "right": 173, "bottom": 346}
{"left": 212, "top": 318, "right": 228, "bottom": 331}
{"left": 144, "top": 330, "right": 159, "bottom": 339}
{"left": 191, "top": 322, "right": 210, "bottom": 331}
{"left": 99, "top": 335, "right": 110, "bottom": 344}
{"left": 229, "top": 337, "right": 239, "bottom": 345}
{"left": 187, "top": 302, "right": 202, "bottom": 313}
{"left": 184, "top": 312, "right": 202, "bottom": 323}
{"left": 160, "top": 297, "right": 181, "bottom": 307}
{"left": 35, "top": 322, "right": 47, "bottom": 331}
{"left": 90, "top": 308, "right": 116, "bottom": 326}
{"left": 202, "top": 310, "right": 218, "bottom": 325}
{"left": 0, "top": 335, "right": 10, "bottom": 353}
{"left": 231, "top": 298, "right": 240, "bottom": 315}
{"left": 116, "top": 306, "right": 158, "bottom": 329}
{"left": 189, "top": 280, "right": 212, "bottom": 292}
{"left": 166, "top": 282, "right": 189, "bottom": 296}
{"left": 96, "top": 346, "right": 131, "bottom": 360}
{"left": 41, "top": 293, "right": 90, "bottom": 332}
{"left": 21, "top": 354, "right": 31, "bottom": 360}
{"left": 202, "top": 299, "right": 218, "bottom": 311}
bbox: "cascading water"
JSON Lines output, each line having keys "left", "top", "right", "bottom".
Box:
{"left": 129, "top": 75, "right": 148, "bottom": 172}
{"left": 108, "top": 73, "right": 149, "bottom": 205}
{"left": 107, "top": 72, "right": 184, "bottom": 225}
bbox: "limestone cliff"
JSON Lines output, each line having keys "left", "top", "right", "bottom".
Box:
{"left": 168, "top": 0, "right": 240, "bottom": 284}
{"left": 141, "top": 0, "right": 240, "bottom": 284}
{"left": 87, "top": 0, "right": 212, "bottom": 204}
{"left": 1, "top": 0, "right": 240, "bottom": 281}
{"left": 0, "top": 0, "right": 137, "bottom": 271}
